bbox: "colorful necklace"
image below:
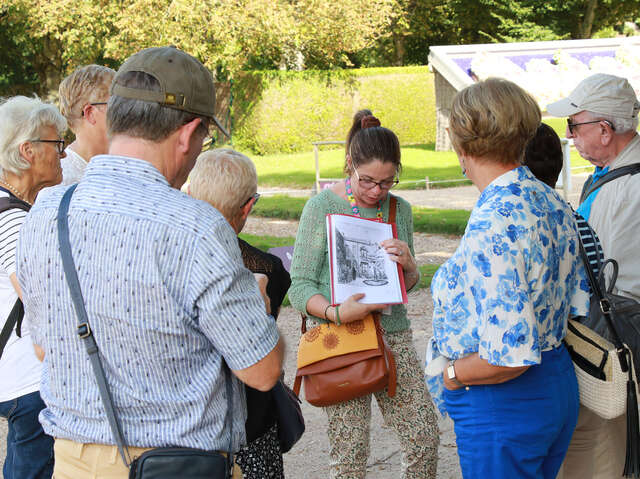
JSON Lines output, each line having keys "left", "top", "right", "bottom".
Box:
{"left": 0, "top": 179, "right": 31, "bottom": 205}
{"left": 345, "top": 176, "right": 383, "bottom": 220}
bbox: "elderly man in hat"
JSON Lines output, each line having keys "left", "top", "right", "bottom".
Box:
{"left": 16, "top": 46, "right": 283, "bottom": 478}
{"left": 547, "top": 74, "right": 640, "bottom": 478}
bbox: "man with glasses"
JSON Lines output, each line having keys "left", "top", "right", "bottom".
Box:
{"left": 58, "top": 64, "right": 115, "bottom": 184}
{"left": 17, "top": 47, "right": 283, "bottom": 478}
{"left": 548, "top": 73, "right": 640, "bottom": 478}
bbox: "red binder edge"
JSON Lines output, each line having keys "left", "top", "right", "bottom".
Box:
{"left": 326, "top": 213, "right": 408, "bottom": 306}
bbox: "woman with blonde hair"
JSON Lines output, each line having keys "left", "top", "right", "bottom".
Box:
{"left": 58, "top": 64, "right": 115, "bottom": 184}
{"left": 425, "top": 78, "right": 590, "bottom": 478}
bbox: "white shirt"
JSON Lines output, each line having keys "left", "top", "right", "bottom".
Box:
{"left": 0, "top": 190, "right": 41, "bottom": 401}
{"left": 587, "top": 134, "right": 640, "bottom": 301}
{"left": 61, "top": 147, "right": 88, "bottom": 185}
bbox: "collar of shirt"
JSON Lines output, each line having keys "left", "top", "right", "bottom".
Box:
{"left": 84, "top": 155, "right": 170, "bottom": 187}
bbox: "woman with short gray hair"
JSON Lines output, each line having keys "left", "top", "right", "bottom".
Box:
{"left": 0, "top": 95, "right": 66, "bottom": 479}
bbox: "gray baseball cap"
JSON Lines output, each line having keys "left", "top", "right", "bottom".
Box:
{"left": 546, "top": 73, "right": 640, "bottom": 120}
{"left": 111, "top": 46, "right": 229, "bottom": 137}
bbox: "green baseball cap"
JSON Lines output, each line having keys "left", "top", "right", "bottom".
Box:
{"left": 111, "top": 46, "right": 229, "bottom": 137}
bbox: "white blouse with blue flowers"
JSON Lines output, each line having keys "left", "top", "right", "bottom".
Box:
{"left": 425, "top": 166, "right": 590, "bottom": 415}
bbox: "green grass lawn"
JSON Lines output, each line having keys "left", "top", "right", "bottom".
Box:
{"left": 252, "top": 195, "right": 471, "bottom": 235}
{"left": 240, "top": 118, "right": 593, "bottom": 190}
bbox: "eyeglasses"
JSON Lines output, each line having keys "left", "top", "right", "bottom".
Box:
{"left": 81, "top": 102, "right": 108, "bottom": 116}
{"left": 201, "top": 136, "right": 216, "bottom": 152}
{"left": 353, "top": 166, "right": 399, "bottom": 191}
{"left": 243, "top": 192, "right": 260, "bottom": 208}
{"left": 31, "top": 139, "right": 65, "bottom": 154}
{"left": 567, "top": 118, "right": 615, "bottom": 135}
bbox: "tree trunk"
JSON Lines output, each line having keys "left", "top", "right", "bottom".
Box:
{"left": 392, "top": 33, "right": 406, "bottom": 66}
{"left": 580, "top": 0, "right": 598, "bottom": 38}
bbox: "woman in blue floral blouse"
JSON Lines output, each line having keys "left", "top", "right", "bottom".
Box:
{"left": 425, "top": 78, "right": 590, "bottom": 479}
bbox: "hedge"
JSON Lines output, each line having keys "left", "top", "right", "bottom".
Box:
{"left": 230, "top": 66, "right": 436, "bottom": 155}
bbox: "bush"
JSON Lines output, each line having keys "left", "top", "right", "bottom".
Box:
{"left": 231, "top": 67, "right": 435, "bottom": 155}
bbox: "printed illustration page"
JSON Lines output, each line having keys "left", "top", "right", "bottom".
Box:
{"left": 327, "top": 214, "right": 404, "bottom": 305}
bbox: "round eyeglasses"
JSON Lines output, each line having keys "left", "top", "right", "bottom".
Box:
{"left": 353, "top": 166, "right": 399, "bottom": 190}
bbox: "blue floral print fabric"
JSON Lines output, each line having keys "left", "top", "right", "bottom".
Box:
{"left": 425, "top": 166, "right": 590, "bottom": 415}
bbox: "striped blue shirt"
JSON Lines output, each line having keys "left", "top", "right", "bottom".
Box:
{"left": 16, "top": 155, "right": 279, "bottom": 450}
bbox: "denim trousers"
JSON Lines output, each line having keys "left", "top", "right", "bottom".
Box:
{"left": 0, "top": 390, "right": 54, "bottom": 479}
{"left": 444, "top": 345, "right": 579, "bottom": 479}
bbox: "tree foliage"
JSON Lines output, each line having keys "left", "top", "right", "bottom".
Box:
{"left": 1, "top": 0, "right": 639, "bottom": 96}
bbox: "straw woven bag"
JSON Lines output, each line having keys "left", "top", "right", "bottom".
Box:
{"left": 564, "top": 319, "right": 632, "bottom": 419}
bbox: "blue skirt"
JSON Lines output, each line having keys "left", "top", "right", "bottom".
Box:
{"left": 444, "top": 345, "right": 579, "bottom": 479}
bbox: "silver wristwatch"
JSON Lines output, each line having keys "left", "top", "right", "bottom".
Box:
{"left": 447, "top": 360, "right": 466, "bottom": 388}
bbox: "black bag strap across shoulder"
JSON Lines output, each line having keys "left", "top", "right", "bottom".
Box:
{"left": 577, "top": 231, "right": 640, "bottom": 477}
{"left": 0, "top": 190, "right": 31, "bottom": 360}
{"left": 56, "top": 185, "right": 234, "bottom": 472}
{"left": 580, "top": 163, "right": 640, "bottom": 204}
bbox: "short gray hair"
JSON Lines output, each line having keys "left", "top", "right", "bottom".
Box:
{"left": 108, "top": 71, "right": 207, "bottom": 141}
{"left": 585, "top": 110, "right": 639, "bottom": 134}
{"left": 0, "top": 96, "right": 67, "bottom": 176}
{"left": 189, "top": 149, "right": 257, "bottom": 221}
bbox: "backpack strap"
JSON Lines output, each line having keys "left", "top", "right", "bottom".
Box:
{"left": 0, "top": 191, "right": 31, "bottom": 359}
{"left": 579, "top": 163, "right": 640, "bottom": 204}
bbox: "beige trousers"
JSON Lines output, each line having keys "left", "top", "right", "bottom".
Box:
{"left": 557, "top": 405, "right": 626, "bottom": 479}
{"left": 53, "top": 438, "right": 243, "bottom": 479}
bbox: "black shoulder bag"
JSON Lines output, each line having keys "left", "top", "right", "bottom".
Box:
{"left": 57, "top": 184, "right": 235, "bottom": 479}
{"left": 0, "top": 191, "right": 31, "bottom": 360}
{"left": 577, "top": 232, "right": 640, "bottom": 477}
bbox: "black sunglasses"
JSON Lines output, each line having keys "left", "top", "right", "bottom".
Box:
{"left": 567, "top": 118, "right": 615, "bottom": 135}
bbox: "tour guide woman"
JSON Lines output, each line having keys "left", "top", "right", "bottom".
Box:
{"left": 288, "top": 110, "right": 439, "bottom": 479}
{"left": 425, "top": 78, "right": 590, "bottom": 479}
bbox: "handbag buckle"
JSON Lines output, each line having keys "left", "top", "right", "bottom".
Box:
{"left": 599, "top": 298, "right": 611, "bottom": 314}
{"left": 77, "top": 322, "right": 92, "bottom": 339}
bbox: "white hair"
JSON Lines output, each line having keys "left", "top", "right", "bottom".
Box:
{"left": 585, "top": 110, "right": 639, "bottom": 135}
{"left": 189, "top": 148, "right": 257, "bottom": 221}
{"left": 0, "top": 96, "right": 67, "bottom": 176}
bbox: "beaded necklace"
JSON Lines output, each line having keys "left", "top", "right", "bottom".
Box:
{"left": 345, "top": 176, "right": 383, "bottom": 220}
{"left": 0, "top": 179, "right": 31, "bottom": 205}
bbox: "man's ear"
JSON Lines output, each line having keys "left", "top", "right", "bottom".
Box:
{"left": 176, "top": 118, "right": 204, "bottom": 154}
{"left": 82, "top": 104, "right": 97, "bottom": 125}
{"left": 18, "top": 141, "right": 36, "bottom": 166}
{"left": 240, "top": 198, "right": 253, "bottom": 223}
{"left": 600, "top": 123, "right": 614, "bottom": 146}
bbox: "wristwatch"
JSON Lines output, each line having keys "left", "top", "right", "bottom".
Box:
{"left": 447, "top": 360, "right": 466, "bottom": 388}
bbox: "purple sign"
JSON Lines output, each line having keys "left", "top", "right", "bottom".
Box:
{"left": 267, "top": 246, "right": 294, "bottom": 272}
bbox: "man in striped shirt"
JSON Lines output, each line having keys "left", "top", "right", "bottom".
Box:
{"left": 17, "top": 47, "right": 283, "bottom": 478}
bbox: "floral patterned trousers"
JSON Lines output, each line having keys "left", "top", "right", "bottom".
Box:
{"left": 324, "top": 329, "right": 439, "bottom": 479}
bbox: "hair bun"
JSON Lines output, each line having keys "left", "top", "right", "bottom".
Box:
{"left": 361, "top": 115, "right": 381, "bottom": 129}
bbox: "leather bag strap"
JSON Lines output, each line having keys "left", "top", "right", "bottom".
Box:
{"left": 388, "top": 194, "right": 397, "bottom": 224}
{"left": 57, "top": 185, "right": 234, "bottom": 473}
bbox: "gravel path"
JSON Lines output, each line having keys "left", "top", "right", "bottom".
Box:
{"left": 245, "top": 212, "right": 462, "bottom": 478}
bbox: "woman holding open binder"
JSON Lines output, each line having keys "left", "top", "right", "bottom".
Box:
{"left": 288, "top": 110, "right": 439, "bottom": 479}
